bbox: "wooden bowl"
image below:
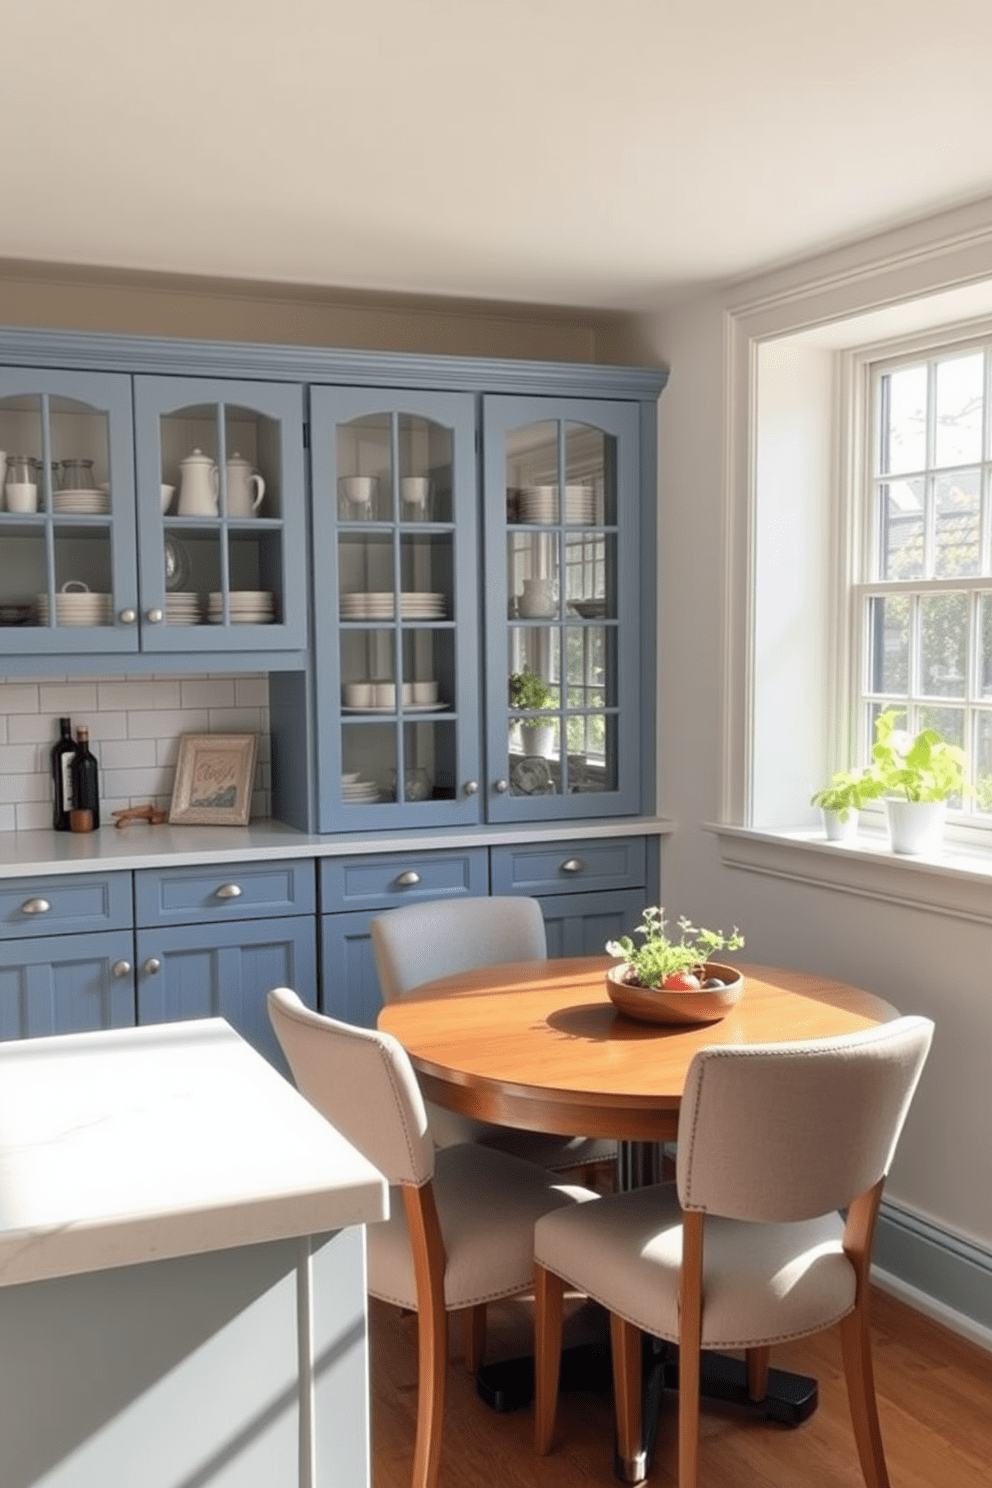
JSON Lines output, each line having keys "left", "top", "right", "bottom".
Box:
{"left": 605, "top": 962, "right": 744, "bottom": 1025}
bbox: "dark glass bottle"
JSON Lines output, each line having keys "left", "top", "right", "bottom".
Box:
{"left": 69, "top": 726, "right": 100, "bottom": 831}
{"left": 51, "top": 716, "right": 76, "bottom": 831}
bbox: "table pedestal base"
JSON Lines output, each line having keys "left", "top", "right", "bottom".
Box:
{"left": 477, "top": 1334, "right": 818, "bottom": 1483}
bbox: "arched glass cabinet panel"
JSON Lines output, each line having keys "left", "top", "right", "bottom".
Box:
{"left": 0, "top": 370, "right": 138, "bottom": 654}
{"left": 483, "top": 395, "right": 641, "bottom": 821}
{"left": 310, "top": 387, "right": 480, "bottom": 831}
{"left": 134, "top": 377, "right": 307, "bottom": 652}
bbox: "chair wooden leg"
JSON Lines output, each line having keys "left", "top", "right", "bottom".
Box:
{"left": 534, "top": 1263, "right": 566, "bottom": 1455}
{"left": 678, "top": 1211, "right": 705, "bottom": 1488}
{"left": 403, "top": 1186, "right": 449, "bottom": 1488}
{"left": 746, "top": 1345, "right": 770, "bottom": 1401}
{"left": 462, "top": 1302, "right": 487, "bottom": 1373}
{"left": 839, "top": 1303, "right": 890, "bottom": 1488}
{"left": 610, "top": 1312, "right": 647, "bottom": 1484}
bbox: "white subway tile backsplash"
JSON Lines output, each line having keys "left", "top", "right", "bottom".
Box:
{"left": 0, "top": 675, "right": 272, "bottom": 826}
{"left": 0, "top": 683, "right": 41, "bottom": 714}
{"left": 180, "top": 678, "right": 236, "bottom": 709}
{"left": 38, "top": 682, "right": 98, "bottom": 715}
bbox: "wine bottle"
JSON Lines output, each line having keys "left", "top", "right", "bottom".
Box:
{"left": 69, "top": 726, "right": 100, "bottom": 832}
{"left": 51, "top": 716, "right": 77, "bottom": 832}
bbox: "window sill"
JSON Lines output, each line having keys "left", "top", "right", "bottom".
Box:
{"left": 709, "top": 822, "right": 992, "bottom": 928}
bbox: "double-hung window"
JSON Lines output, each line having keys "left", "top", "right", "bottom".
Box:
{"left": 857, "top": 340, "right": 992, "bottom": 819}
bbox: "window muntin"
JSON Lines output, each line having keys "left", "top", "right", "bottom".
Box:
{"left": 860, "top": 344, "right": 992, "bottom": 814}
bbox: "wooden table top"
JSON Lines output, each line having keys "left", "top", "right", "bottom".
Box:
{"left": 377, "top": 957, "right": 899, "bottom": 1143}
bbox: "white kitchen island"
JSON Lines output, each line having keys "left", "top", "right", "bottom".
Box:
{"left": 0, "top": 1017, "right": 388, "bottom": 1488}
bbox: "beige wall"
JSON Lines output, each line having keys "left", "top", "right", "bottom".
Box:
{"left": 0, "top": 257, "right": 651, "bottom": 366}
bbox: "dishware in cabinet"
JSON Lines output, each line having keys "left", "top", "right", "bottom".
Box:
{"left": 482, "top": 395, "right": 642, "bottom": 821}
{"left": 133, "top": 376, "right": 307, "bottom": 652}
{"left": 310, "top": 386, "right": 481, "bottom": 830}
{"left": 0, "top": 368, "right": 139, "bottom": 655}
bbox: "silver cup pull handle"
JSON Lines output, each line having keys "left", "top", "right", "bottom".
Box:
{"left": 396, "top": 871, "right": 421, "bottom": 888}
{"left": 561, "top": 859, "right": 585, "bottom": 874}
{"left": 215, "top": 884, "right": 243, "bottom": 900}
{"left": 21, "top": 898, "right": 51, "bottom": 915}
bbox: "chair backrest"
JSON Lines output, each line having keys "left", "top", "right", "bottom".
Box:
{"left": 267, "top": 987, "right": 434, "bottom": 1187}
{"left": 370, "top": 895, "right": 547, "bottom": 1003}
{"left": 676, "top": 1015, "right": 933, "bottom": 1222}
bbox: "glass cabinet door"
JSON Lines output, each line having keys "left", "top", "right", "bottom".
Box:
{"left": 310, "top": 387, "right": 480, "bottom": 830}
{"left": 0, "top": 370, "right": 138, "bottom": 655}
{"left": 483, "top": 395, "right": 642, "bottom": 820}
{"left": 133, "top": 377, "right": 307, "bottom": 652}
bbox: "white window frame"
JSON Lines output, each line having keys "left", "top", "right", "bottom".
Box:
{"left": 845, "top": 322, "right": 992, "bottom": 850}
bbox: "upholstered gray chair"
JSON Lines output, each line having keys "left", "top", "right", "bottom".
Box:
{"left": 532, "top": 1015, "right": 934, "bottom": 1488}
{"left": 370, "top": 895, "right": 617, "bottom": 1176}
{"left": 267, "top": 987, "right": 596, "bottom": 1488}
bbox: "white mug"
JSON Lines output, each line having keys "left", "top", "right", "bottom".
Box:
{"left": 373, "top": 682, "right": 396, "bottom": 708}
{"left": 412, "top": 680, "right": 439, "bottom": 704}
{"left": 5, "top": 482, "right": 37, "bottom": 514}
{"left": 344, "top": 682, "right": 374, "bottom": 707}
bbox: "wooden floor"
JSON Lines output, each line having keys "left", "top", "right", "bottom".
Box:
{"left": 370, "top": 1287, "right": 992, "bottom": 1488}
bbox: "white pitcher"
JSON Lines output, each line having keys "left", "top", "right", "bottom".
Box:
{"left": 176, "top": 449, "right": 219, "bottom": 515}
{"left": 225, "top": 453, "right": 265, "bottom": 516}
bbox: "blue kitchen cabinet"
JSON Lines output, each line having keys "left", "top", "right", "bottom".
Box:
{"left": 0, "top": 930, "right": 136, "bottom": 1039}
{"left": 135, "top": 916, "right": 317, "bottom": 1074}
{"left": 309, "top": 386, "right": 482, "bottom": 831}
{"left": 133, "top": 377, "right": 308, "bottom": 654}
{"left": 482, "top": 395, "right": 645, "bottom": 823}
{"left": 538, "top": 890, "right": 647, "bottom": 958}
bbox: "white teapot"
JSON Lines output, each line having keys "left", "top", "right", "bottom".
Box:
{"left": 225, "top": 453, "right": 265, "bottom": 516}
{"left": 176, "top": 449, "right": 219, "bottom": 515}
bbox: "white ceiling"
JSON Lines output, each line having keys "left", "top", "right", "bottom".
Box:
{"left": 8, "top": 0, "right": 992, "bottom": 312}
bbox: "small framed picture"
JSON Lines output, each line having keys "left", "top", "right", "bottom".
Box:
{"left": 169, "top": 734, "right": 258, "bottom": 827}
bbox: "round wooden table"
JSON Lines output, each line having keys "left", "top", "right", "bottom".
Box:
{"left": 377, "top": 956, "right": 899, "bottom": 1146}
{"left": 379, "top": 956, "right": 900, "bottom": 1448}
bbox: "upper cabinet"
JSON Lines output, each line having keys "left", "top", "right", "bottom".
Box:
{"left": 309, "top": 386, "right": 647, "bottom": 830}
{"left": 483, "top": 395, "right": 642, "bottom": 821}
{"left": 0, "top": 369, "right": 138, "bottom": 655}
{"left": 310, "top": 387, "right": 481, "bottom": 830}
{"left": 0, "top": 368, "right": 307, "bottom": 659}
{"left": 134, "top": 378, "right": 307, "bottom": 653}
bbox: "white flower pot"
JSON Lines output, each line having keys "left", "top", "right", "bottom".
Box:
{"left": 520, "top": 722, "right": 554, "bottom": 757}
{"left": 821, "top": 807, "right": 858, "bottom": 842}
{"left": 884, "top": 798, "right": 946, "bottom": 855}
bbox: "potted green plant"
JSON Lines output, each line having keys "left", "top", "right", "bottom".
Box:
{"left": 604, "top": 907, "right": 745, "bottom": 1024}
{"left": 509, "top": 668, "right": 556, "bottom": 756}
{"left": 810, "top": 768, "right": 881, "bottom": 842}
{"left": 869, "top": 708, "right": 969, "bottom": 854}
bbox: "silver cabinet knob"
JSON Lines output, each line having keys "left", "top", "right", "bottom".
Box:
{"left": 561, "top": 859, "right": 585, "bottom": 874}
{"left": 111, "top": 960, "right": 132, "bottom": 978}
{"left": 463, "top": 780, "right": 479, "bottom": 796}
{"left": 21, "top": 898, "right": 51, "bottom": 914}
{"left": 215, "top": 883, "right": 243, "bottom": 900}
{"left": 146, "top": 608, "right": 164, "bottom": 624}
{"left": 494, "top": 779, "right": 509, "bottom": 793}
{"left": 396, "top": 870, "right": 421, "bottom": 887}
{"left": 118, "top": 609, "right": 137, "bottom": 625}
{"left": 143, "top": 958, "right": 162, "bottom": 975}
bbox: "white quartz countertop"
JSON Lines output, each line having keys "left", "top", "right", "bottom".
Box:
{"left": 0, "top": 815, "right": 673, "bottom": 880}
{"left": 0, "top": 1018, "right": 389, "bottom": 1289}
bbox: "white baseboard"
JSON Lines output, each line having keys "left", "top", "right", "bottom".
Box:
{"left": 872, "top": 1200, "right": 992, "bottom": 1356}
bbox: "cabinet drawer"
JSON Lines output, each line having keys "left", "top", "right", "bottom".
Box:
{"left": 0, "top": 872, "right": 132, "bottom": 940}
{"left": 490, "top": 836, "right": 647, "bottom": 897}
{"left": 134, "top": 859, "right": 316, "bottom": 928}
{"left": 320, "top": 848, "right": 488, "bottom": 911}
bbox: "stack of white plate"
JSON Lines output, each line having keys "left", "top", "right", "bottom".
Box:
{"left": 208, "top": 590, "right": 276, "bottom": 624}
{"left": 519, "top": 484, "right": 595, "bottom": 524}
{"left": 341, "top": 772, "right": 380, "bottom": 804}
{"left": 165, "top": 592, "right": 202, "bottom": 625}
{"left": 400, "top": 591, "right": 446, "bottom": 619}
{"left": 53, "top": 488, "right": 111, "bottom": 515}
{"left": 340, "top": 591, "right": 395, "bottom": 620}
{"left": 36, "top": 591, "right": 113, "bottom": 626}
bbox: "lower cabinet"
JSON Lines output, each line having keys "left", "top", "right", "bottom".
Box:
{"left": 135, "top": 917, "right": 317, "bottom": 1074}
{"left": 0, "top": 928, "right": 136, "bottom": 1040}
{"left": 0, "top": 833, "right": 655, "bottom": 1057}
